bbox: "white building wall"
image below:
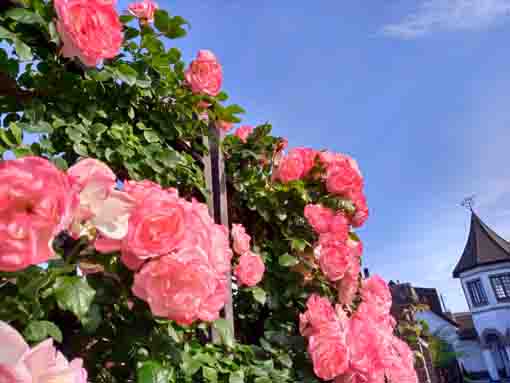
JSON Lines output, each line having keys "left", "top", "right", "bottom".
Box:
{"left": 460, "top": 262, "right": 510, "bottom": 336}
{"left": 455, "top": 339, "right": 487, "bottom": 373}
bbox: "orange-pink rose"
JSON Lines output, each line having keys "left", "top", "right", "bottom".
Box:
{"left": 315, "top": 241, "right": 351, "bottom": 282}
{"left": 231, "top": 223, "right": 251, "bottom": 255}
{"left": 215, "top": 120, "right": 233, "bottom": 133}
{"left": 184, "top": 50, "right": 222, "bottom": 96}
{"left": 234, "top": 251, "right": 265, "bottom": 287}
{"left": 0, "top": 157, "right": 75, "bottom": 271}
{"left": 273, "top": 147, "right": 317, "bottom": 183}
{"left": 128, "top": 0, "right": 158, "bottom": 22}
{"left": 54, "top": 0, "right": 123, "bottom": 67}
{"left": 125, "top": 190, "right": 186, "bottom": 259}
{"left": 304, "top": 204, "right": 334, "bottom": 234}
{"left": 361, "top": 275, "right": 392, "bottom": 314}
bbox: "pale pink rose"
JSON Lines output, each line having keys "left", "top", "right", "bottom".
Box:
{"left": 361, "top": 275, "right": 392, "bottom": 315}
{"left": 120, "top": 249, "right": 145, "bottom": 271}
{"left": 184, "top": 50, "right": 222, "bottom": 96}
{"left": 233, "top": 125, "right": 254, "bottom": 143}
{"left": 234, "top": 251, "right": 265, "bottom": 287}
{"left": 0, "top": 157, "right": 75, "bottom": 272}
{"left": 299, "top": 294, "right": 337, "bottom": 337}
{"left": 215, "top": 120, "right": 233, "bottom": 133}
{"left": 68, "top": 159, "right": 135, "bottom": 240}
{"left": 231, "top": 223, "right": 251, "bottom": 255}
{"left": 308, "top": 323, "right": 349, "bottom": 380}
{"left": 132, "top": 248, "right": 226, "bottom": 325}
{"left": 125, "top": 190, "right": 186, "bottom": 258}
{"left": 386, "top": 336, "right": 418, "bottom": 383}
{"left": 128, "top": 0, "right": 158, "bottom": 22}
{"left": 273, "top": 147, "right": 317, "bottom": 183}
{"left": 315, "top": 241, "right": 351, "bottom": 282}
{"left": 54, "top": 0, "right": 123, "bottom": 67}
{"left": 304, "top": 204, "right": 334, "bottom": 234}
{"left": 336, "top": 270, "right": 359, "bottom": 306}
{"left": 0, "top": 321, "right": 87, "bottom": 383}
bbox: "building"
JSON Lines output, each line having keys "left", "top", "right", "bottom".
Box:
{"left": 452, "top": 212, "right": 510, "bottom": 381}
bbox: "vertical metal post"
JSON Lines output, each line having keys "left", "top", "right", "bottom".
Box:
{"left": 203, "top": 123, "right": 235, "bottom": 342}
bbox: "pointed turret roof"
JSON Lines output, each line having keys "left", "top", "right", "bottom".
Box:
{"left": 453, "top": 212, "right": 510, "bottom": 278}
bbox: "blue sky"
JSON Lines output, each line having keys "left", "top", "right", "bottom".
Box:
{"left": 127, "top": 1, "right": 510, "bottom": 311}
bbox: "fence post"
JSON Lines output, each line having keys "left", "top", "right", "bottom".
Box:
{"left": 203, "top": 123, "right": 235, "bottom": 342}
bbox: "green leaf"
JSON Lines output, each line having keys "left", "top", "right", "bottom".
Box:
{"left": 203, "top": 367, "right": 218, "bottom": 383}
{"left": 115, "top": 64, "right": 138, "bottom": 86}
{"left": 213, "top": 318, "right": 234, "bottom": 348}
{"left": 137, "top": 361, "right": 173, "bottom": 383}
{"left": 53, "top": 276, "right": 95, "bottom": 323}
{"left": 252, "top": 287, "right": 267, "bottom": 305}
{"left": 154, "top": 10, "right": 188, "bottom": 39}
{"left": 24, "top": 321, "right": 63, "bottom": 343}
{"left": 73, "top": 143, "right": 88, "bottom": 156}
{"left": 143, "top": 130, "right": 160, "bottom": 143}
{"left": 19, "top": 121, "right": 52, "bottom": 133}
{"left": 120, "top": 15, "right": 136, "bottom": 24}
{"left": 229, "top": 371, "right": 244, "bottom": 383}
{"left": 254, "top": 378, "right": 272, "bottom": 383}
{"left": 14, "top": 39, "right": 32, "bottom": 61}
{"left": 5, "top": 8, "right": 45, "bottom": 25}
{"left": 278, "top": 254, "right": 298, "bottom": 267}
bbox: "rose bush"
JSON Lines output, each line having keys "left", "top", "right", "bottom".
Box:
{"left": 0, "top": 1, "right": 419, "bottom": 382}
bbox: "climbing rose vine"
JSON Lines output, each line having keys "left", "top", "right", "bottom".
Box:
{"left": 0, "top": 0, "right": 418, "bottom": 382}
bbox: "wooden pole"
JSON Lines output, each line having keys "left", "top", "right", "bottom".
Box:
{"left": 203, "top": 123, "right": 235, "bottom": 342}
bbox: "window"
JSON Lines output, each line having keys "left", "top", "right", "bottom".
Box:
{"left": 490, "top": 273, "right": 510, "bottom": 301}
{"left": 466, "top": 279, "right": 488, "bottom": 307}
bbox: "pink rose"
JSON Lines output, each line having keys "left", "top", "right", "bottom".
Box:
{"left": 216, "top": 120, "right": 233, "bottom": 133}
{"left": 315, "top": 241, "right": 351, "bottom": 282}
{"left": 273, "top": 147, "right": 317, "bottom": 183}
{"left": 299, "top": 294, "right": 337, "bottom": 337}
{"left": 132, "top": 248, "right": 227, "bottom": 325}
{"left": 123, "top": 179, "right": 165, "bottom": 203}
{"left": 54, "top": 0, "right": 123, "bottom": 67}
{"left": 386, "top": 337, "right": 418, "bottom": 383}
{"left": 0, "top": 157, "right": 75, "bottom": 271}
{"left": 125, "top": 190, "right": 186, "bottom": 259}
{"left": 361, "top": 275, "right": 392, "bottom": 315}
{"left": 128, "top": 0, "right": 158, "bottom": 22}
{"left": 234, "top": 125, "right": 254, "bottom": 143}
{"left": 231, "top": 223, "right": 251, "bottom": 255}
{"left": 68, "top": 158, "right": 116, "bottom": 192}
{"left": 304, "top": 204, "right": 334, "bottom": 234}
{"left": 185, "top": 50, "right": 222, "bottom": 96}
{"left": 0, "top": 321, "right": 87, "bottom": 383}
{"left": 234, "top": 251, "right": 265, "bottom": 287}
{"left": 308, "top": 324, "right": 349, "bottom": 380}
{"left": 326, "top": 160, "right": 363, "bottom": 197}
{"left": 349, "top": 191, "right": 369, "bottom": 228}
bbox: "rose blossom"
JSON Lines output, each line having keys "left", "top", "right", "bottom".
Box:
{"left": 216, "top": 120, "right": 233, "bottom": 133}
{"left": 54, "top": 0, "right": 123, "bottom": 67}
{"left": 304, "top": 204, "right": 334, "bottom": 234}
{"left": 273, "top": 147, "right": 317, "bottom": 183}
{"left": 234, "top": 251, "right": 265, "bottom": 287}
{"left": 0, "top": 157, "right": 75, "bottom": 272}
{"left": 128, "top": 0, "right": 158, "bottom": 22}
{"left": 184, "top": 50, "right": 222, "bottom": 96}
{"left": 315, "top": 241, "right": 351, "bottom": 282}
{"left": 326, "top": 159, "right": 363, "bottom": 197}
{"left": 0, "top": 321, "right": 87, "bottom": 383}
{"left": 361, "top": 275, "right": 392, "bottom": 314}
{"left": 233, "top": 125, "right": 254, "bottom": 143}
{"left": 349, "top": 190, "right": 369, "bottom": 228}
{"left": 299, "top": 294, "right": 337, "bottom": 337}
{"left": 125, "top": 190, "right": 186, "bottom": 259}
{"left": 132, "top": 248, "right": 228, "bottom": 325}
{"left": 231, "top": 223, "right": 251, "bottom": 255}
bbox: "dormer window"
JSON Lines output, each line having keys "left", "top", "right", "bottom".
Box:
{"left": 490, "top": 273, "right": 510, "bottom": 302}
{"left": 466, "top": 279, "right": 488, "bottom": 307}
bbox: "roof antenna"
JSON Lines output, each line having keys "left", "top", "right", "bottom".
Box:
{"left": 461, "top": 195, "right": 476, "bottom": 212}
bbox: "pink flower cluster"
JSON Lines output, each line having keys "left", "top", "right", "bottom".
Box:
{"left": 0, "top": 156, "right": 234, "bottom": 326}
{"left": 231, "top": 224, "right": 265, "bottom": 287}
{"left": 300, "top": 277, "right": 418, "bottom": 383}
{"left": 274, "top": 148, "right": 368, "bottom": 227}
{"left": 304, "top": 203, "right": 362, "bottom": 303}
{"left": 54, "top": 0, "right": 123, "bottom": 67}
{"left": 0, "top": 321, "right": 87, "bottom": 383}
